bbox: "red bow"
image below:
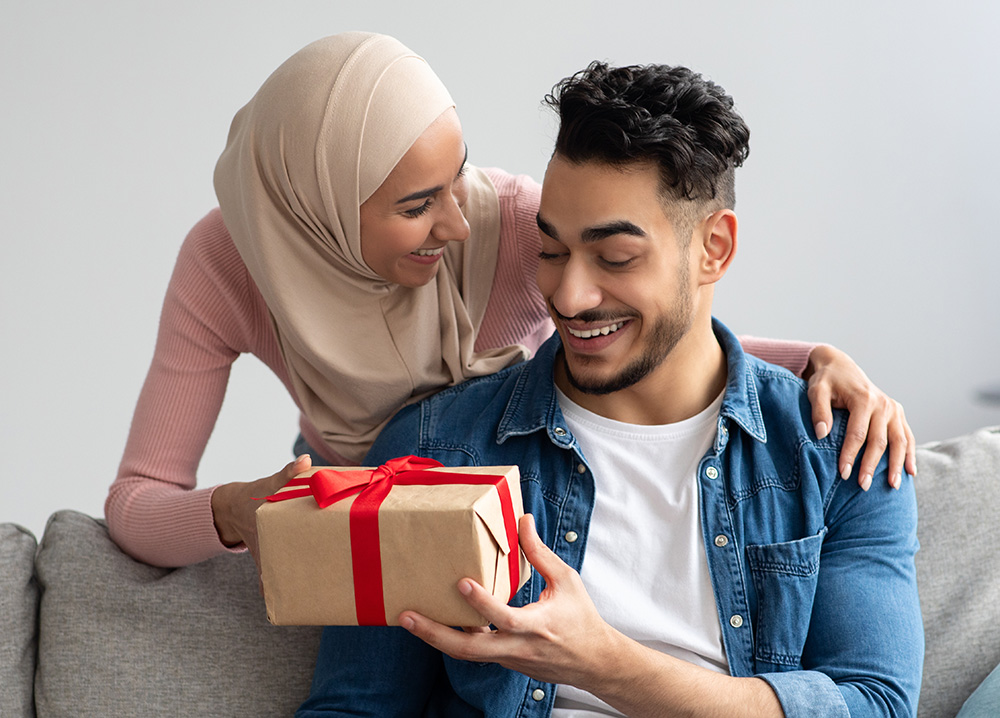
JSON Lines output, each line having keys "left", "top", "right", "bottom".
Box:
{"left": 265, "top": 456, "right": 521, "bottom": 625}
{"left": 266, "top": 455, "right": 444, "bottom": 508}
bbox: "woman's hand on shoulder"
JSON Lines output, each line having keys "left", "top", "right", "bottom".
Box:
{"left": 211, "top": 455, "right": 312, "bottom": 584}
{"left": 804, "top": 344, "right": 916, "bottom": 491}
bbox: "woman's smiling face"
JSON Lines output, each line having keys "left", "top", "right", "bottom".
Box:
{"left": 359, "top": 108, "right": 470, "bottom": 287}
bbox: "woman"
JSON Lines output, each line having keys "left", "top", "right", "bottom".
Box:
{"left": 105, "top": 32, "right": 914, "bottom": 570}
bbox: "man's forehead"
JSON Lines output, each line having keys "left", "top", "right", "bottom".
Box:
{"left": 539, "top": 156, "right": 678, "bottom": 236}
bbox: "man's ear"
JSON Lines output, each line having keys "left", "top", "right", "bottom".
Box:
{"left": 695, "top": 209, "right": 737, "bottom": 285}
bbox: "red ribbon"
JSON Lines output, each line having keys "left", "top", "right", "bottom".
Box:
{"left": 265, "top": 456, "right": 521, "bottom": 626}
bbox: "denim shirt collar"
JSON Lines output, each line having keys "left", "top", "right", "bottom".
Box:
{"left": 495, "top": 318, "right": 768, "bottom": 447}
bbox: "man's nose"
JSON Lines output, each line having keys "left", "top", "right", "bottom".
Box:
{"left": 549, "top": 258, "right": 602, "bottom": 320}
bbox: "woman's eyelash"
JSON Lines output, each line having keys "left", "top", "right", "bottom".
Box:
{"left": 404, "top": 201, "right": 431, "bottom": 218}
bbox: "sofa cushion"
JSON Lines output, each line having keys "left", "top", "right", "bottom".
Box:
{"left": 914, "top": 426, "right": 1000, "bottom": 718}
{"left": 34, "top": 510, "right": 322, "bottom": 717}
{"left": 0, "top": 522, "right": 38, "bottom": 718}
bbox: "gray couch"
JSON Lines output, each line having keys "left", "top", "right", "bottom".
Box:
{"left": 3, "top": 427, "right": 999, "bottom": 717}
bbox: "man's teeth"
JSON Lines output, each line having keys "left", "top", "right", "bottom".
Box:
{"left": 411, "top": 247, "right": 444, "bottom": 256}
{"left": 567, "top": 322, "right": 624, "bottom": 339}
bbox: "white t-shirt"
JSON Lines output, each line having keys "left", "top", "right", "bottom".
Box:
{"left": 552, "top": 388, "right": 728, "bottom": 717}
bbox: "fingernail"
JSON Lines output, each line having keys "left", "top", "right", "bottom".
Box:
{"left": 296, "top": 454, "right": 309, "bottom": 462}
{"left": 841, "top": 463, "right": 852, "bottom": 480}
{"left": 400, "top": 616, "right": 414, "bottom": 630}
{"left": 458, "top": 580, "right": 473, "bottom": 596}
{"left": 861, "top": 474, "right": 872, "bottom": 492}
{"left": 892, "top": 473, "right": 901, "bottom": 490}
{"left": 816, "top": 421, "right": 829, "bottom": 439}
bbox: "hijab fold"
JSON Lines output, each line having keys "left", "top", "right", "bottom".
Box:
{"left": 214, "top": 32, "right": 527, "bottom": 463}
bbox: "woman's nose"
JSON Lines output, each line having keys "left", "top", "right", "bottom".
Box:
{"left": 432, "top": 193, "right": 470, "bottom": 243}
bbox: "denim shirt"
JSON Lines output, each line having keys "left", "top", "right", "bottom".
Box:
{"left": 299, "top": 320, "right": 922, "bottom": 718}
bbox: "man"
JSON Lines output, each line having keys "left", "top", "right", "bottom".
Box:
{"left": 299, "top": 62, "right": 922, "bottom": 717}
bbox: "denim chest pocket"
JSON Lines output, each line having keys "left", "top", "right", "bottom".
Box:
{"left": 745, "top": 527, "right": 827, "bottom": 670}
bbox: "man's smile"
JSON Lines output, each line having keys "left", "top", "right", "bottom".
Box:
{"left": 565, "top": 321, "right": 626, "bottom": 339}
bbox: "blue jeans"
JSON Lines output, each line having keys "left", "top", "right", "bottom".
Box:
{"left": 296, "top": 626, "right": 483, "bottom": 717}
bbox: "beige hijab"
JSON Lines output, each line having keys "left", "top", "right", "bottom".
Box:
{"left": 214, "top": 32, "right": 527, "bottom": 463}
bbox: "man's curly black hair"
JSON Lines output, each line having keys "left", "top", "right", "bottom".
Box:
{"left": 544, "top": 61, "right": 750, "bottom": 221}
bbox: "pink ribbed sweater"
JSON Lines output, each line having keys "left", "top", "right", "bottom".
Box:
{"left": 106, "top": 169, "right": 815, "bottom": 567}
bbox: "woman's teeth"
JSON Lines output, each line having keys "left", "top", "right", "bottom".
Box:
{"left": 567, "top": 321, "right": 624, "bottom": 339}
{"left": 411, "top": 247, "right": 444, "bottom": 256}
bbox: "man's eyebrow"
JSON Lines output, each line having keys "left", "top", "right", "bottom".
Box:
{"left": 395, "top": 145, "right": 469, "bottom": 205}
{"left": 536, "top": 213, "right": 558, "bottom": 240}
{"left": 581, "top": 220, "right": 646, "bottom": 243}
{"left": 536, "top": 214, "right": 646, "bottom": 244}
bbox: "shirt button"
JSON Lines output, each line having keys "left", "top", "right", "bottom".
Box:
{"left": 554, "top": 427, "right": 567, "bottom": 437}
{"left": 714, "top": 535, "right": 729, "bottom": 547}
{"left": 730, "top": 615, "right": 744, "bottom": 628}
{"left": 532, "top": 688, "right": 546, "bottom": 701}
{"left": 565, "top": 531, "right": 579, "bottom": 543}
{"left": 705, "top": 466, "right": 719, "bottom": 480}
{"left": 576, "top": 463, "right": 586, "bottom": 473}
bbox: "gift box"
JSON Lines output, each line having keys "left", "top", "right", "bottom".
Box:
{"left": 255, "top": 457, "right": 531, "bottom": 627}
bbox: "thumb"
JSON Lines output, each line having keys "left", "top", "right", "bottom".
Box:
{"left": 257, "top": 454, "right": 313, "bottom": 498}
{"left": 518, "top": 514, "right": 569, "bottom": 584}
{"left": 288, "top": 453, "right": 312, "bottom": 475}
{"left": 277, "top": 453, "right": 312, "bottom": 484}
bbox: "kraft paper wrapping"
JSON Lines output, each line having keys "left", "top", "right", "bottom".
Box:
{"left": 256, "top": 464, "right": 530, "bottom": 626}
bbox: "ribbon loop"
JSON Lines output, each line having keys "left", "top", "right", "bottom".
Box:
{"left": 265, "top": 455, "right": 444, "bottom": 508}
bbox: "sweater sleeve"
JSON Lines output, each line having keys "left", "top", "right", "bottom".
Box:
{"left": 475, "top": 169, "right": 554, "bottom": 356}
{"left": 105, "top": 210, "right": 278, "bottom": 567}
{"left": 737, "top": 336, "right": 817, "bottom": 378}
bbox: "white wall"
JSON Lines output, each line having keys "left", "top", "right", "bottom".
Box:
{"left": 3, "top": 1, "right": 999, "bottom": 539}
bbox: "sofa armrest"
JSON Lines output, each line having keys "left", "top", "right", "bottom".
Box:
{"left": 35, "top": 510, "right": 321, "bottom": 716}
{"left": 0, "top": 522, "right": 38, "bottom": 718}
{"left": 915, "top": 426, "right": 1000, "bottom": 718}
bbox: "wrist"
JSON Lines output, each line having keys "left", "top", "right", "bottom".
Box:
{"left": 210, "top": 482, "right": 245, "bottom": 547}
{"left": 579, "top": 626, "right": 653, "bottom": 702}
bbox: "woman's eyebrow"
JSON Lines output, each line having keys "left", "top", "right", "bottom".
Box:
{"left": 396, "top": 185, "right": 443, "bottom": 204}
{"left": 395, "top": 145, "right": 469, "bottom": 205}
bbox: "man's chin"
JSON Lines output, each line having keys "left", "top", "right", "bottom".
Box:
{"left": 563, "top": 356, "right": 647, "bottom": 396}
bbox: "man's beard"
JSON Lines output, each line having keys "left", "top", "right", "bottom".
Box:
{"left": 561, "top": 287, "right": 694, "bottom": 396}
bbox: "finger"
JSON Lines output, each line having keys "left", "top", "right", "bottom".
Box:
{"left": 855, "top": 406, "right": 889, "bottom": 492}
{"left": 260, "top": 455, "right": 313, "bottom": 495}
{"left": 288, "top": 453, "right": 312, "bottom": 476}
{"left": 461, "top": 625, "right": 493, "bottom": 634}
{"left": 399, "top": 611, "right": 497, "bottom": 663}
{"left": 885, "top": 409, "right": 907, "bottom": 490}
{"left": 904, "top": 419, "right": 918, "bottom": 477}
{"left": 451, "top": 577, "right": 517, "bottom": 630}
{"left": 838, "top": 404, "right": 873, "bottom": 482}
{"left": 807, "top": 379, "right": 834, "bottom": 440}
